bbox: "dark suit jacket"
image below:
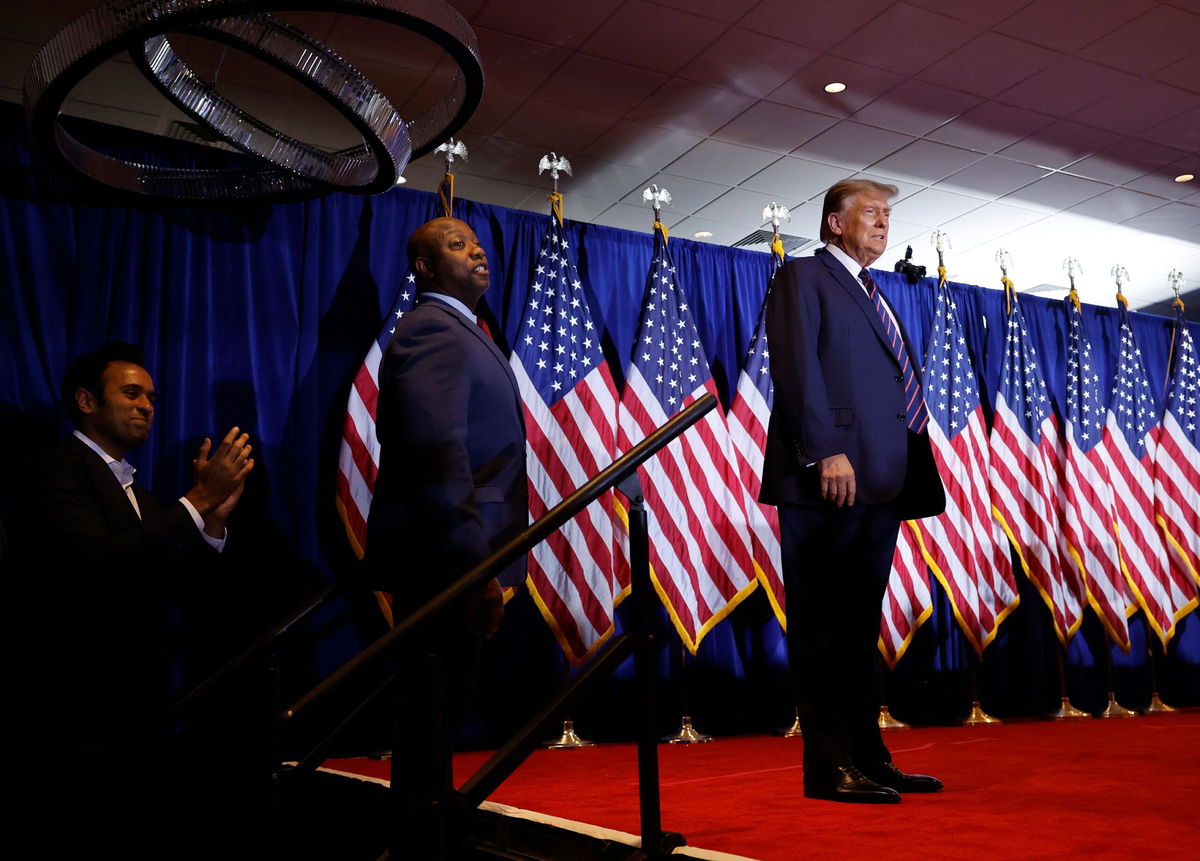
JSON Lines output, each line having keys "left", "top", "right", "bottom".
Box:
{"left": 4, "top": 434, "right": 216, "bottom": 746}
{"left": 364, "top": 296, "right": 528, "bottom": 617}
{"left": 761, "top": 249, "right": 944, "bottom": 520}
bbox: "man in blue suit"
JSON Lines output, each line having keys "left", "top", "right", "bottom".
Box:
{"left": 762, "top": 180, "right": 946, "bottom": 803}
{"left": 364, "top": 216, "right": 527, "bottom": 854}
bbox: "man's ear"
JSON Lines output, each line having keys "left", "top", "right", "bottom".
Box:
{"left": 826, "top": 211, "right": 844, "bottom": 237}
{"left": 414, "top": 256, "right": 433, "bottom": 280}
{"left": 75, "top": 387, "right": 97, "bottom": 416}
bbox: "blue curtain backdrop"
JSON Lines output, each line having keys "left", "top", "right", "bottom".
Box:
{"left": 2, "top": 103, "right": 1196, "bottom": 748}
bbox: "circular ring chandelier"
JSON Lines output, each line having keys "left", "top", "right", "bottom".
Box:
{"left": 23, "top": 0, "right": 485, "bottom": 199}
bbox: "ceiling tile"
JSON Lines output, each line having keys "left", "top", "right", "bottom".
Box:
{"left": 328, "top": 15, "right": 456, "bottom": 72}
{"left": 828, "top": 3, "right": 980, "bottom": 76}
{"left": 998, "top": 58, "right": 1136, "bottom": 116}
{"left": 1078, "top": 4, "right": 1200, "bottom": 76}
{"left": 456, "top": 136, "right": 549, "bottom": 182}
{"left": 866, "top": 140, "right": 985, "bottom": 184}
{"left": 626, "top": 79, "right": 757, "bottom": 136}
{"left": 677, "top": 28, "right": 819, "bottom": 99}
{"left": 767, "top": 56, "right": 905, "bottom": 117}
{"left": 998, "top": 121, "right": 1122, "bottom": 171}
{"left": 1064, "top": 138, "right": 1190, "bottom": 186}
{"left": 917, "top": 33, "right": 1061, "bottom": 98}
{"left": 851, "top": 80, "right": 982, "bottom": 136}
{"left": 791, "top": 120, "right": 915, "bottom": 170}
{"left": 460, "top": 88, "right": 528, "bottom": 137}
{"left": 664, "top": 139, "right": 778, "bottom": 185}
{"left": 494, "top": 99, "right": 617, "bottom": 152}
{"left": 937, "top": 157, "right": 1052, "bottom": 197}
{"left": 743, "top": 0, "right": 897, "bottom": 52}
{"left": 1143, "top": 104, "right": 1200, "bottom": 154}
{"left": 581, "top": 1, "right": 727, "bottom": 74}
{"left": 471, "top": 0, "right": 625, "bottom": 50}
{"left": 535, "top": 54, "right": 669, "bottom": 117}
{"left": 1119, "top": 202, "right": 1200, "bottom": 241}
{"left": 994, "top": 0, "right": 1155, "bottom": 53}
{"left": 1069, "top": 79, "right": 1197, "bottom": 135}
{"left": 1065, "top": 188, "right": 1170, "bottom": 222}
{"left": 692, "top": 187, "right": 803, "bottom": 227}
{"left": 583, "top": 121, "right": 705, "bottom": 172}
{"left": 653, "top": 0, "right": 762, "bottom": 24}
{"left": 1152, "top": 52, "right": 1200, "bottom": 95}
{"left": 711, "top": 102, "right": 837, "bottom": 154}
{"left": 619, "top": 172, "right": 730, "bottom": 214}
{"left": 556, "top": 194, "right": 618, "bottom": 224}
{"left": 740, "top": 156, "right": 852, "bottom": 202}
{"left": 892, "top": 187, "right": 988, "bottom": 228}
{"left": 925, "top": 101, "right": 1055, "bottom": 154}
{"left": 589, "top": 202, "right": 661, "bottom": 232}
{"left": 556, "top": 156, "right": 653, "bottom": 202}
{"left": 905, "top": 0, "right": 1033, "bottom": 27}
{"left": 1002, "top": 172, "right": 1112, "bottom": 211}
{"left": 666, "top": 217, "right": 759, "bottom": 246}
{"left": 940, "top": 200, "right": 1045, "bottom": 236}
{"left": 450, "top": 174, "right": 540, "bottom": 208}
{"left": 463, "top": 26, "right": 575, "bottom": 94}
{"left": 1123, "top": 155, "right": 1200, "bottom": 200}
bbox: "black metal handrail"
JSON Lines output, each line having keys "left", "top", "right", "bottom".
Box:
{"left": 282, "top": 392, "right": 717, "bottom": 724}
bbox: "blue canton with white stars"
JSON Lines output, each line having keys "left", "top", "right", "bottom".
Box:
{"left": 741, "top": 251, "right": 783, "bottom": 408}
{"left": 1109, "top": 305, "right": 1158, "bottom": 458}
{"left": 1064, "top": 300, "right": 1105, "bottom": 453}
{"left": 382, "top": 271, "right": 417, "bottom": 347}
{"left": 512, "top": 216, "right": 604, "bottom": 405}
{"left": 1165, "top": 305, "right": 1199, "bottom": 442}
{"left": 925, "top": 283, "right": 981, "bottom": 436}
{"left": 998, "top": 297, "right": 1051, "bottom": 440}
{"left": 630, "top": 228, "right": 711, "bottom": 413}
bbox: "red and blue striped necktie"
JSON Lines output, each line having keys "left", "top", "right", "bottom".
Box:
{"left": 860, "top": 268, "right": 928, "bottom": 433}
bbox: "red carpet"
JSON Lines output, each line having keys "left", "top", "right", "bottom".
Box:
{"left": 326, "top": 711, "right": 1200, "bottom": 860}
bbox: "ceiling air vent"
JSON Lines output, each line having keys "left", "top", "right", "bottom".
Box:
{"left": 730, "top": 229, "right": 820, "bottom": 256}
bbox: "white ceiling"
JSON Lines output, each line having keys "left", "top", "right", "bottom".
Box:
{"left": 4, "top": 0, "right": 1200, "bottom": 311}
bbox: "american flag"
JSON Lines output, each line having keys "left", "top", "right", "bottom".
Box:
{"left": 617, "top": 221, "right": 758, "bottom": 653}
{"left": 725, "top": 243, "right": 784, "bottom": 629}
{"left": 1059, "top": 292, "right": 1132, "bottom": 650}
{"left": 911, "top": 275, "right": 1018, "bottom": 656}
{"left": 509, "top": 202, "right": 624, "bottom": 664}
{"left": 335, "top": 271, "right": 418, "bottom": 558}
{"left": 987, "top": 289, "right": 1083, "bottom": 647}
{"left": 1153, "top": 302, "right": 1200, "bottom": 599}
{"left": 879, "top": 522, "right": 933, "bottom": 668}
{"left": 1098, "top": 298, "right": 1189, "bottom": 644}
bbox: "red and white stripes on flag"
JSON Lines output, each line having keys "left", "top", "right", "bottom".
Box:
{"left": 987, "top": 289, "right": 1083, "bottom": 647}
{"left": 1152, "top": 302, "right": 1200, "bottom": 600}
{"left": 911, "top": 273, "right": 1019, "bottom": 656}
{"left": 1059, "top": 293, "right": 1132, "bottom": 650}
{"left": 618, "top": 221, "right": 758, "bottom": 653}
{"left": 510, "top": 203, "right": 625, "bottom": 664}
{"left": 336, "top": 273, "right": 418, "bottom": 558}
{"left": 879, "top": 522, "right": 933, "bottom": 668}
{"left": 1098, "top": 298, "right": 1193, "bottom": 645}
{"left": 726, "top": 246, "right": 785, "bottom": 629}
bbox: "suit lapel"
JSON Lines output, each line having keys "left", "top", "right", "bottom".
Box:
{"left": 68, "top": 435, "right": 143, "bottom": 530}
{"left": 816, "top": 250, "right": 900, "bottom": 368}
{"left": 421, "top": 298, "right": 524, "bottom": 415}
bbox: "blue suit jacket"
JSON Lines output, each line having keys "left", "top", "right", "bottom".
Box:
{"left": 364, "top": 296, "right": 528, "bottom": 613}
{"left": 760, "top": 249, "right": 944, "bottom": 519}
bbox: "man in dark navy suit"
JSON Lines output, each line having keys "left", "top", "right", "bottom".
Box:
{"left": 364, "top": 216, "right": 527, "bottom": 854}
{"left": 762, "top": 180, "right": 946, "bottom": 803}
{"left": 2, "top": 342, "right": 254, "bottom": 858}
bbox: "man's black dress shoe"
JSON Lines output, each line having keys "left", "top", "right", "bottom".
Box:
{"left": 861, "top": 762, "right": 943, "bottom": 793}
{"left": 804, "top": 766, "right": 901, "bottom": 803}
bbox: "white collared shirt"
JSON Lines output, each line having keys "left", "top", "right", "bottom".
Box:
{"left": 824, "top": 243, "right": 901, "bottom": 331}
{"left": 73, "top": 430, "right": 225, "bottom": 551}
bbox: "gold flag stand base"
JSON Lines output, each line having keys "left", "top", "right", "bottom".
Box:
{"left": 1049, "top": 697, "right": 1091, "bottom": 720}
{"left": 781, "top": 707, "right": 802, "bottom": 738}
{"left": 1098, "top": 692, "right": 1137, "bottom": 718}
{"left": 544, "top": 720, "right": 597, "bottom": 749}
{"left": 663, "top": 715, "right": 713, "bottom": 744}
{"left": 878, "top": 705, "right": 909, "bottom": 730}
{"left": 962, "top": 700, "right": 1000, "bottom": 726}
{"left": 1144, "top": 692, "right": 1176, "bottom": 714}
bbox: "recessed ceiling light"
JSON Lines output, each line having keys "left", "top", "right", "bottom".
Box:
{"left": 1175, "top": 173, "right": 1195, "bottom": 183}
{"left": 824, "top": 82, "right": 846, "bottom": 94}
{"left": 694, "top": 231, "right": 713, "bottom": 238}
{"left": 394, "top": 175, "right": 407, "bottom": 185}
